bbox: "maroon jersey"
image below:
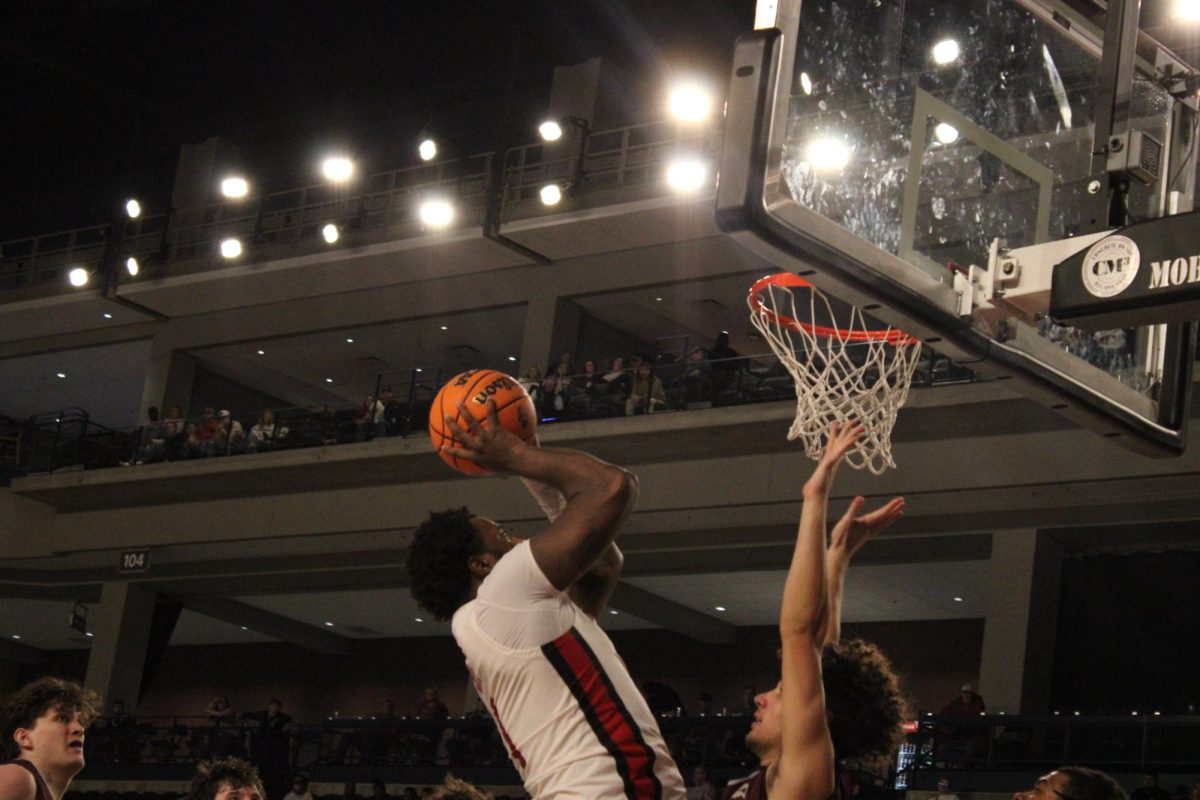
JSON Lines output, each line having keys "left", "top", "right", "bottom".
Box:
{"left": 722, "top": 769, "right": 766, "bottom": 800}
{"left": 7, "top": 759, "right": 55, "bottom": 800}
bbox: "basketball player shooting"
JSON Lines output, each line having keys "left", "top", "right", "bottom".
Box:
{"left": 407, "top": 399, "right": 686, "bottom": 800}
{"left": 727, "top": 422, "right": 906, "bottom": 800}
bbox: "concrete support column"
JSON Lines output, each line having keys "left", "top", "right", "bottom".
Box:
{"left": 978, "top": 528, "right": 1064, "bottom": 714}
{"left": 84, "top": 583, "right": 157, "bottom": 712}
{"left": 518, "top": 294, "right": 581, "bottom": 376}
{"left": 139, "top": 339, "right": 196, "bottom": 419}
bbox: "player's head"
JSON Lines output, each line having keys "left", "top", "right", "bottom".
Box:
{"left": 746, "top": 639, "right": 905, "bottom": 762}
{"left": 0, "top": 676, "right": 99, "bottom": 770}
{"left": 408, "top": 507, "right": 521, "bottom": 620}
{"left": 1013, "top": 769, "right": 1126, "bottom": 800}
{"left": 427, "top": 775, "right": 491, "bottom": 800}
{"left": 187, "top": 757, "right": 266, "bottom": 800}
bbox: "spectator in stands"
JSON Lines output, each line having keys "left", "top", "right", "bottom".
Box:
{"left": 219, "top": 411, "right": 246, "bottom": 455}
{"left": 599, "top": 355, "right": 630, "bottom": 415}
{"left": 132, "top": 406, "right": 164, "bottom": 464}
{"left": 376, "top": 387, "right": 396, "bottom": 437}
{"left": 0, "top": 676, "right": 99, "bottom": 800}
{"left": 626, "top": 362, "right": 667, "bottom": 415}
{"left": 246, "top": 699, "right": 291, "bottom": 800}
{"left": 377, "top": 699, "right": 395, "bottom": 719}
{"left": 164, "top": 404, "right": 186, "bottom": 430}
{"left": 428, "top": 776, "right": 490, "bottom": 800}
{"left": 248, "top": 409, "right": 285, "bottom": 453}
{"left": 1131, "top": 774, "right": 1172, "bottom": 800}
{"left": 938, "top": 684, "right": 986, "bottom": 763}
{"left": 284, "top": 776, "right": 314, "bottom": 800}
{"left": 92, "top": 699, "right": 136, "bottom": 762}
{"left": 519, "top": 366, "right": 542, "bottom": 405}
{"left": 936, "top": 777, "right": 961, "bottom": 800}
{"left": 206, "top": 696, "right": 237, "bottom": 725}
{"left": 355, "top": 396, "right": 380, "bottom": 442}
{"left": 194, "top": 407, "right": 221, "bottom": 457}
{"left": 688, "top": 765, "right": 718, "bottom": 800}
{"left": 578, "top": 359, "right": 603, "bottom": 416}
{"left": 708, "top": 331, "right": 741, "bottom": 395}
{"left": 372, "top": 778, "right": 391, "bottom": 799}
{"left": 676, "top": 346, "right": 714, "bottom": 406}
{"left": 538, "top": 374, "right": 565, "bottom": 416}
{"left": 415, "top": 688, "right": 449, "bottom": 720}
{"left": 552, "top": 361, "right": 578, "bottom": 407}
{"left": 1015, "top": 768, "right": 1126, "bottom": 800}
{"left": 186, "top": 757, "right": 265, "bottom": 800}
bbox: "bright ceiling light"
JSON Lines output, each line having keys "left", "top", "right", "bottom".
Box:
{"left": 1175, "top": 0, "right": 1200, "bottom": 18}
{"left": 125, "top": 199, "right": 141, "bottom": 218}
{"left": 221, "top": 176, "right": 249, "bottom": 198}
{"left": 321, "top": 156, "right": 354, "bottom": 182}
{"left": 538, "top": 121, "right": 563, "bottom": 142}
{"left": 220, "top": 238, "right": 243, "bottom": 259}
{"left": 539, "top": 184, "right": 563, "bottom": 206}
{"left": 322, "top": 223, "right": 340, "bottom": 244}
{"left": 125, "top": 256, "right": 139, "bottom": 276}
{"left": 668, "top": 82, "right": 713, "bottom": 122}
{"left": 934, "top": 122, "right": 960, "bottom": 144}
{"left": 56, "top": 372, "right": 66, "bottom": 379}
{"left": 665, "top": 157, "right": 708, "bottom": 192}
{"left": 800, "top": 71, "right": 813, "bottom": 95}
{"left": 103, "top": 313, "right": 113, "bottom": 319}
{"left": 932, "top": 38, "right": 960, "bottom": 65}
{"left": 806, "top": 136, "right": 852, "bottom": 172}
{"left": 418, "top": 139, "right": 438, "bottom": 161}
{"left": 419, "top": 199, "right": 455, "bottom": 229}
{"left": 68, "top": 267, "right": 89, "bottom": 287}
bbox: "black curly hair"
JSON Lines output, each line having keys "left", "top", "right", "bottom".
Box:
{"left": 821, "top": 638, "right": 907, "bottom": 761}
{"left": 407, "top": 507, "right": 485, "bottom": 620}
{"left": 0, "top": 677, "right": 100, "bottom": 760}
{"left": 1055, "top": 767, "right": 1127, "bottom": 800}
{"left": 187, "top": 757, "right": 265, "bottom": 800}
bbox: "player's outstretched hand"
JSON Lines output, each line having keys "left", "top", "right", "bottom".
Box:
{"left": 443, "top": 399, "right": 526, "bottom": 474}
{"left": 803, "top": 421, "right": 862, "bottom": 499}
{"left": 830, "top": 495, "right": 905, "bottom": 563}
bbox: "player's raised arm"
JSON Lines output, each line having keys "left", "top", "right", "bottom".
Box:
{"left": 771, "top": 423, "right": 862, "bottom": 800}
{"left": 820, "top": 493, "right": 904, "bottom": 646}
{"left": 444, "top": 399, "right": 637, "bottom": 595}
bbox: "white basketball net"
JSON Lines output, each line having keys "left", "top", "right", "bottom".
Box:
{"left": 749, "top": 274, "right": 923, "bottom": 475}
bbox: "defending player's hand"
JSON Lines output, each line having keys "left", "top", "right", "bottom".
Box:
{"left": 830, "top": 495, "right": 904, "bottom": 562}
{"left": 443, "top": 399, "right": 526, "bottom": 474}
{"left": 803, "top": 420, "right": 862, "bottom": 499}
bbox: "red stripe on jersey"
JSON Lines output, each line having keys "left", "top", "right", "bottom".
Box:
{"left": 489, "top": 698, "right": 527, "bottom": 769}
{"left": 543, "top": 627, "right": 662, "bottom": 800}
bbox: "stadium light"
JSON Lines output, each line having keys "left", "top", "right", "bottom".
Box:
{"left": 539, "top": 184, "right": 563, "bottom": 206}
{"left": 806, "top": 136, "right": 852, "bottom": 172}
{"left": 538, "top": 121, "right": 564, "bottom": 142}
{"left": 125, "top": 256, "right": 139, "bottom": 276}
{"left": 321, "top": 156, "right": 354, "bottom": 182}
{"left": 220, "top": 238, "right": 243, "bottom": 259}
{"left": 934, "top": 122, "right": 960, "bottom": 144}
{"left": 68, "top": 267, "right": 90, "bottom": 287}
{"left": 418, "top": 139, "right": 438, "bottom": 161}
{"left": 125, "top": 199, "right": 142, "bottom": 218}
{"left": 418, "top": 199, "right": 455, "bottom": 229}
{"left": 1175, "top": 0, "right": 1200, "bottom": 18}
{"left": 667, "top": 81, "right": 713, "bottom": 123}
{"left": 322, "top": 223, "right": 340, "bottom": 244}
{"left": 665, "top": 157, "right": 708, "bottom": 193}
{"left": 932, "top": 39, "right": 960, "bottom": 65}
{"left": 221, "top": 176, "right": 249, "bottom": 199}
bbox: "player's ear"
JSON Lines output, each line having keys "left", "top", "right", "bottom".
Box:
{"left": 13, "top": 726, "right": 32, "bottom": 752}
{"left": 468, "top": 552, "right": 495, "bottom": 578}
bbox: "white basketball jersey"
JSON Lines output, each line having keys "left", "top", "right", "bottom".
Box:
{"left": 452, "top": 545, "right": 685, "bottom": 800}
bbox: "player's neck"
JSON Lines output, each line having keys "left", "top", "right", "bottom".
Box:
{"left": 23, "top": 755, "right": 76, "bottom": 800}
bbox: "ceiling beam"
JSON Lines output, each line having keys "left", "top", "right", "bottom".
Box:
{"left": 0, "top": 636, "right": 44, "bottom": 665}
{"left": 608, "top": 581, "right": 735, "bottom": 644}
{"left": 180, "top": 596, "right": 350, "bottom": 655}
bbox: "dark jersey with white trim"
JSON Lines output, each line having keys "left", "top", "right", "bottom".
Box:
{"left": 6, "top": 759, "right": 55, "bottom": 800}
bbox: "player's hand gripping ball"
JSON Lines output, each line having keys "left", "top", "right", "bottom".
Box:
{"left": 429, "top": 369, "right": 538, "bottom": 475}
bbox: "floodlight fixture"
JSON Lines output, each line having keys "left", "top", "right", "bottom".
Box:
{"left": 1175, "top": 0, "right": 1200, "bottom": 18}
{"left": 220, "top": 238, "right": 243, "bottom": 259}
{"left": 539, "top": 184, "right": 563, "bottom": 206}
{"left": 221, "top": 176, "right": 250, "bottom": 199}
{"left": 418, "top": 198, "right": 455, "bottom": 229}
{"left": 539, "top": 121, "right": 564, "bottom": 142}
{"left": 321, "top": 156, "right": 354, "bottom": 182}
{"left": 125, "top": 199, "right": 142, "bottom": 218}
{"left": 125, "top": 256, "right": 140, "bottom": 276}
{"left": 665, "top": 156, "right": 708, "bottom": 193}
{"left": 418, "top": 138, "right": 438, "bottom": 161}
{"left": 322, "top": 223, "right": 340, "bottom": 244}
{"left": 934, "top": 122, "right": 960, "bottom": 144}
{"left": 806, "top": 136, "right": 852, "bottom": 172}
{"left": 68, "top": 267, "right": 90, "bottom": 287}
{"left": 932, "top": 38, "right": 960, "bottom": 65}
{"left": 668, "top": 81, "right": 714, "bottom": 123}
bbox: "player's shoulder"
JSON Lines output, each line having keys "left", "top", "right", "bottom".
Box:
{"left": 0, "top": 762, "right": 38, "bottom": 799}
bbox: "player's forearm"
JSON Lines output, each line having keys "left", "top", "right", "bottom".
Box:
{"left": 820, "top": 553, "right": 848, "bottom": 645}
{"left": 780, "top": 498, "right": 828, "bottom": 639}
{"left": 507, "top": 444, "right": 629, "bottom": 502}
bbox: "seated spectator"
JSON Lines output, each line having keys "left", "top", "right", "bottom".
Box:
{"left": 538, "top": 375, "right": 565, "bottom": 417}
{"left": 206, "top": 695, "right": 237, "bottom": 725}
{"left": 552, "top": 361, "right": 578, "bottom": 405}
{"left": 708, "top": 331, "right": 741, "bottom": 393}
{"left": 161, "top": 420, "right": 187, "bottom": 461}
{"left": 185, "top": 422, "right": 201, "bottom": 458}
{"left": 219, "top": 411, "right": 246, "bottom": 455}
{"left": 674, "top": 346, "right": 714, "bottom": 406}
{"left": 687, "top": 765, "right": 718, "bottom": 800}
{"left": 93, "top": 699, "right": 138, "bottom": 762}
{"left": 518, "top": 366, "right": 542, "bottom": 395}
{"left": 600, "top": 356, "right": 630, "bottom": 415}
{"left": 376, "top": 386, "right": 395, "bottom": 437}
{"left": 625, "top": 363, "right": 668, "bottom": 415}
{"left": 284, "top": 776, "right": 314, "bottom": 800}
{"left": 163, "top": 404, "right": 186, "bottom": 430}
{"left": 131, "top": 406, "right": 164, "bottom": 464}
{"left": 248, "top": 410, "right": 286, "bottom": 452}
{"left": 193, "top": 408, "right": 221, "bottom": 457}
{"left": 415, "top": 688, "right": 449, "bottom": 720}
{"left": 577, "top": 359, "right": 603, "bottom": 416}
{"left": 354, "top": 397, "right": 380, "bottom": 442}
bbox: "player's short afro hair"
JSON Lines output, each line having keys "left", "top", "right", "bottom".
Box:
{"left": 407, "top": 507, "right": 484, "bottom": 620}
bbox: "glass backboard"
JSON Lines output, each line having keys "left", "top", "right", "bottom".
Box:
{"left": 718, "top": 0, "right": 1196, "bottom": 456}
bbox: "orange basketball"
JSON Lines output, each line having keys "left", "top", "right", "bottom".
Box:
{"left": 429, "top": 369, "right": 538, "bottom": 475}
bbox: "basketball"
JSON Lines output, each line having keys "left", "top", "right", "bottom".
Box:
{"left": 429, "top": 369, "right": 538, "bottom": 475}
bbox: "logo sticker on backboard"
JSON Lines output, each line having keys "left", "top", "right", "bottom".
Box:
{"left": 1081, "top": 235, "right": 1140, "bottom": 298}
